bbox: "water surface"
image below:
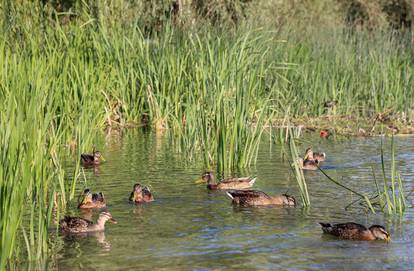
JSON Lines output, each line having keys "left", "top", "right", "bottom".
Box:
{"left": 57, "top": 131, "right": 414, "bottom": 270}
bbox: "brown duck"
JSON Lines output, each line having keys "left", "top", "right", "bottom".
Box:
{"left": 319, "top": 222, "right": 390, "bottom": 241}
{"left": 78, "top": 189, "right": 106, "bottom": 209}
{"left": 226, "top": 190, "right": 296, "bottom": 206}
{"left": 129, "top": 183, "right": 154, "bottom": 203}
{"left": 196, "top": 172, "right": 256, "bottom": 190}
{"left": 80, "top": 150, "right": 105, "bottom": 166}
{"left": 304, "top": 147, "right": 326, "bottom": 162}
{"left": 59, "top": 212, "right": 117, "bottom": 233}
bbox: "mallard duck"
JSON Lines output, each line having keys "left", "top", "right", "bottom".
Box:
{"left": 196, "top": 172, "right": 256, "bottom": 190}
{"left": 304, "top": 147, "right": 326, "bottom": 162}
{"left": 59, "top": 212, "right": 117, "bottom": 233}
{"left": 80, "top": 150, "right": 105, "bottom": 166}
{"left": 319, "top": 222, "right": 390, "bottom": 241}
{"left": 129, "top": 183, "right": 154, "bottom": 203}
{"left": 77, "top": 189, "right": 106, "bottom": 209}
{"left": 226, "top": 190, "right": 296, "bottom": 206}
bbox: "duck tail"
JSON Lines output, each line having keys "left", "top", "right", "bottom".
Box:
{"left": 226, "top": 192, "right": 234, "bottom": 199}
{"left": 249, "top": 177, "right": 257, "bottom": 185}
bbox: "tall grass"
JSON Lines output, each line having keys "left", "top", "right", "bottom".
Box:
{"left": 374, "top": 137, "right": 406, "bottom": 214}
{"left": 1, "top": 1, "right": 414, "bottom": 268}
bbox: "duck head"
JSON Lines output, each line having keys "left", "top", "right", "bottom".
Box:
{"left": 369, "top": 225, "right": 390, "bottom": 241}
{"left": 282, "top": 194, "right": 296, "bottom": 206}
{"left": 93, "top": 151, "right": 105, "bottom": 162}
{"left": 141, "top": 186, "right": 153, "bottom": 200}
{"left": 195, "top": 172, "right": 215, "bottom": 184}
{"left": 78, "top": 189, "right": 93, "bottom": 207}
{"left": 130, "top": 183, "right": 148, "bottom": 202}
{"left": 97, "top": 212, "right": 117, "bottom": 224}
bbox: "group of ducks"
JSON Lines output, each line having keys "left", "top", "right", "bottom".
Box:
{"left": 59, "top": 148, "right": 390, "bottom": 242}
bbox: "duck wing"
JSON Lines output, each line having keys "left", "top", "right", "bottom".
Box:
{"left": 320, "top": 222, "right": 367, "bottom": 239}
{"left": 218, "top": 177, "right": 256, "bottom": 189}
{"left": 221, "top": 176, "right": 254, "bottom": 183}
{"left": 60, "top": 216, "right": 93, "bottom": 232}
{"left": 80, "top": 154, "right": 94, "bottom": 164}
{"left": 226, "top": 190, "right": 270, "bottom": 205}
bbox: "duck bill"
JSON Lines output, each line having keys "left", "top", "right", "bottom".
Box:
{"left": 386, "top": 236, "right": 391, "bottom": 242}
{"left": 194, "top": 178, "right": 206, "bottom": 184}
{"left": 109, "top": 218, "right": 117, "bottom": 224}
{"left": 79, "top": 195, "right": 93, "bottom": 206}
{"left": 100, "top": 155, "right": 106, "bottom": 162}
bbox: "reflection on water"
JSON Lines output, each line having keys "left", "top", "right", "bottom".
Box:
{"left": 63, "top": 231, "right": 111, "bottom": 251}
{"left": 56, "top": 131, "right": 414, "bottom": 270}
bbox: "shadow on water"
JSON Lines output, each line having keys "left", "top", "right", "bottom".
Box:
{"left": 54, "top": 130, "right": 414, "bottom": 270}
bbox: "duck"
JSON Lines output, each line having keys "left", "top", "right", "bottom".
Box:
{"left": 77, "top": 189, "right": 106, "bottom": 209}
{"left": 59, "top": 212, "right": 117, "bottom": 233}
{"left": 319, "top": 222, "right": 390, "bottom": 241}
{"left": 196, "top": 172, "right": 256, "bottom": 190}
{"left": 304, "top": 147, "right": 326, "bottom": 162}
{"left": 80, "top": 149, "right": 105, "bottom": 166}
{"left": 129, "top": 183, "right": 154, "bottom": 203}
{"left": 226, "top": 190, "right": 296, "bottom": 206}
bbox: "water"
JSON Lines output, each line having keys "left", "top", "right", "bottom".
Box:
{"left": 56, "top": 131, "right": 414, "bottom": 270}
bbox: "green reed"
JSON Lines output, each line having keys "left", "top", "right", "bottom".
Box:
{"left": 287, "top": 132, "right": 310, "bottom": 207}
{"left": 375, "top": 137, "right": 406, "bottom": 215}
{"left": 319, "top": 137, "right": 406, "bottom": 215}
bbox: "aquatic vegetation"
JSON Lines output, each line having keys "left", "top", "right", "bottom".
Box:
{"left": 374, "top": 137, "right": 406, "bottom": 214}
{"left": 319, "top": 137, "right": 406, "bottom": 215}
{"left": 318, "top": 167, "right": 376, "bottom": 213}
{"left": 288, "top": 133, "right": 310, "bottom": 207}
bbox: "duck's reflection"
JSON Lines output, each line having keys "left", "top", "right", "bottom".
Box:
{"left": 63, "top": 231, "right": 111, "bottom": 251}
